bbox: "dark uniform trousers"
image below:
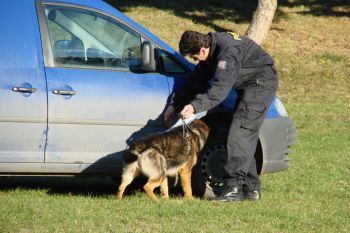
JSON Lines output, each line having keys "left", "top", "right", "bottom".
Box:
{"left": 224, "top": 65, "right": 279, "bottom": 190}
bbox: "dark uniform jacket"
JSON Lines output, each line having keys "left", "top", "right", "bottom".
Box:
{"left": 172, "top": 32, "right": 275, "bottom": 113}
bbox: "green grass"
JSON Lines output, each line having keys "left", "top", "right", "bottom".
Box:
{"left": 1, "top": 1, "right": 349, "bottom": 232}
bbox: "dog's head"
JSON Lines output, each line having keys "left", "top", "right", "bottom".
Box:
{"left": 189, "top": 119, "right": 210, "bottom": 149}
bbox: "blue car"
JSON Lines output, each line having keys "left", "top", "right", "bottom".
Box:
{"left": 0, "top": 0, "right": 296, "bottom": 197}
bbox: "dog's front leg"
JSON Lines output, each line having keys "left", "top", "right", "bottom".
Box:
{"left": 179, "top": 167, "right": 193, "bottom": 199}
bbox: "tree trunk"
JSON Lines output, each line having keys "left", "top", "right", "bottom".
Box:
{"left": 246, "top": 0, "right": 277, "bottom": 45}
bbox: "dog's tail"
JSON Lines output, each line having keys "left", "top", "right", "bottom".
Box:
{"left": 123, "top": 150, "right": 139, "bottom": 164}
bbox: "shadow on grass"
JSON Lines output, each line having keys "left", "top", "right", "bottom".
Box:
{"left": 105, "top": 0, "right": 349, "bottom": 32}
{"left": 0, "top": 175, "right": 182, "bottom": 198}
{"left": 0, "top": 176, "right": 131, "bottom": 198}
{"left": 106, "top": 0, "right": 258, "bottom": 32}
{"left": 279, "top": 0, "right": 350, "bottom": 17}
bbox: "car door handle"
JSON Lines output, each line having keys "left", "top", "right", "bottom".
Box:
{"left": 52, "top": 89, "right": 77, "bottom": 96}
{"left": 12, "top": 86, "right": 37, "bottom": 93}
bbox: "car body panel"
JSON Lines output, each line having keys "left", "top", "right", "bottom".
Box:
{"left": 45, "top": 67, "right": 169, "bottom": 164}
{"left": 259, "top": 117, "right": 296, "bottom": 174}
{"left": 0, "top": 0, "right": 48, "bottom": 163}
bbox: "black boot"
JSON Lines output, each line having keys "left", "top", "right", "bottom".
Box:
{"left": 243, "top": 184, "right": 261, "bottom": 200}
{"left": 212, "top": 185, "right": 244, "bottom": 202}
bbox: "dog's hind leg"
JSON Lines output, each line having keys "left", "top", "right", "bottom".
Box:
{"left": 179, "top": 166, "right": 193, "bottom": 199}
{"left": 143, "top": 177, "right": 164, "bottom": 203}
{"left": 116, "top": 164, "right": 139, "bottom": 200}
{"left": 116, "top": 175, "right": 132, "bottom": 200}
{"left": 160, "top": 177, "right": 169, "bottom": 199}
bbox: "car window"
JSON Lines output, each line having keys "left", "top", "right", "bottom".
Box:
{"left": 157, "top": 50, "right": 186, "bottom": 73}
{"left": 44, "top": 5, "right": 142, "bottom": 71}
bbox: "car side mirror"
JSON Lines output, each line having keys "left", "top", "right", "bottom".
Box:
{"left": 141, "top": 41, "right": 156, "bottom": 72}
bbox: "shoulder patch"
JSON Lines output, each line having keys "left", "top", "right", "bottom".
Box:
{"left": 217, "top": 60, "right": 227, "bottom": 69}
{"left": 228, "top": 32, "right": 241, "bottom": 41}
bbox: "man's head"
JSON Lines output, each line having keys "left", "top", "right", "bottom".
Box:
{"left": 179, "top": 30, "right": 211, "bottom": 61}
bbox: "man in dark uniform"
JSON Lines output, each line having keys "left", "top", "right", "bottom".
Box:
{"left": 164, "top": 30, "right": 279, "bottom": 202}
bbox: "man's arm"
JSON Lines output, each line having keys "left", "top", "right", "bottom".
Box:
{"left": 171, "top": 63, "right": 209, "bottom": 112}
{"left": 190, "top": 46, "right": 240, "bottom": 114}
{"left": 164, "top": 63, "right": 209, "bottom": 126}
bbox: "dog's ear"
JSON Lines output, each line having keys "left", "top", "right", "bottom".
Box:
{"left": 123, "top": 151, "right": 139, "bottom": 164}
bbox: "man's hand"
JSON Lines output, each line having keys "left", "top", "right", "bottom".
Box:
{"left": 180, "top": 104, "right": 195, "bottom": 119}
{"left": 164, "top": 105, "right": 175, "bottom": 128}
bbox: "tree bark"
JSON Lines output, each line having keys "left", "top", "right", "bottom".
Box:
{"left": 246, "top": 0, "right": 277, "bottom": 45}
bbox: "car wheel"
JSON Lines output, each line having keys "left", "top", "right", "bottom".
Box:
{"left": 191, "top": 131, "right": 228, "bottom": 198}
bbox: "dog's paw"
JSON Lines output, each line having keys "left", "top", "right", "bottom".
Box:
{"left": 116, "top": 193, "right": 123, "bottom": 200}
{"left": 185, "top": 195, "right": 194, "bottom": 200}
{"left": 161, "top": 194, "right": 169, "bottom": 199}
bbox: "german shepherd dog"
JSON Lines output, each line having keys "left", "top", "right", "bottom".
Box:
{"left": 117, "top": 119, "right": 210, "bottom": 202}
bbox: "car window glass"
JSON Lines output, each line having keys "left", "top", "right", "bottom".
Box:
{"left": 44, "top": 5, "right": 142, "bottom": 72}
{"left": 158, "top": 50, "right": 185, "bottom": 73}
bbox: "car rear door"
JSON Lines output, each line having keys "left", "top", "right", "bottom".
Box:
{"left": 0, "top": 0, "right": 47, "bottom": 163}
{"left": 37, "top": 2, "right": 173, "bottom": 164}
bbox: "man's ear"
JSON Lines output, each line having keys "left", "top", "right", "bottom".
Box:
{"left": 200, "top": 47, "right": 210, "bottom": 60}
{"left": 200, "top": 47, "right": 206, "bottom": 55}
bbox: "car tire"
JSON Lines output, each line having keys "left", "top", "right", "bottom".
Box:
{"left": 191, "top": 129, "right": 228, "bottom": 198}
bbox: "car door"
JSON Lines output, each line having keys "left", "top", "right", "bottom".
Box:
{"left": 0, "top": 0, "right": 47, "bottom": 163}
{"left": 39, "top": 3, "right": 175, "bottom": 164}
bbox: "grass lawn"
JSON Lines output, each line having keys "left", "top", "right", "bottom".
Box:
{"left": 0, "top": 1, "right": 349, "bottom": 232}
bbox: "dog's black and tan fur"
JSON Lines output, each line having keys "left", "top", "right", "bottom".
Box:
{"left": 117, "top": 119, "right": 210, "bottom": 202}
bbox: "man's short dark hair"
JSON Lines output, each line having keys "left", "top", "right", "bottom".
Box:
{"left": 179, "top": 30, "right": 211, "bottom": 56}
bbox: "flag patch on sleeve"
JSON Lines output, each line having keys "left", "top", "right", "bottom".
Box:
{"left": 217, "top": 60, "right": 227, "bottom": 69}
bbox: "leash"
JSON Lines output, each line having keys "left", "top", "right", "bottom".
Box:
{"left": 172, "top": 118, "right": 192, "bottom": 186}
{"left": 171, "top": 117, "right": 194, "bottom": 186}
{"left": 181, "top": 117, "right": 193, "bottom": 138}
